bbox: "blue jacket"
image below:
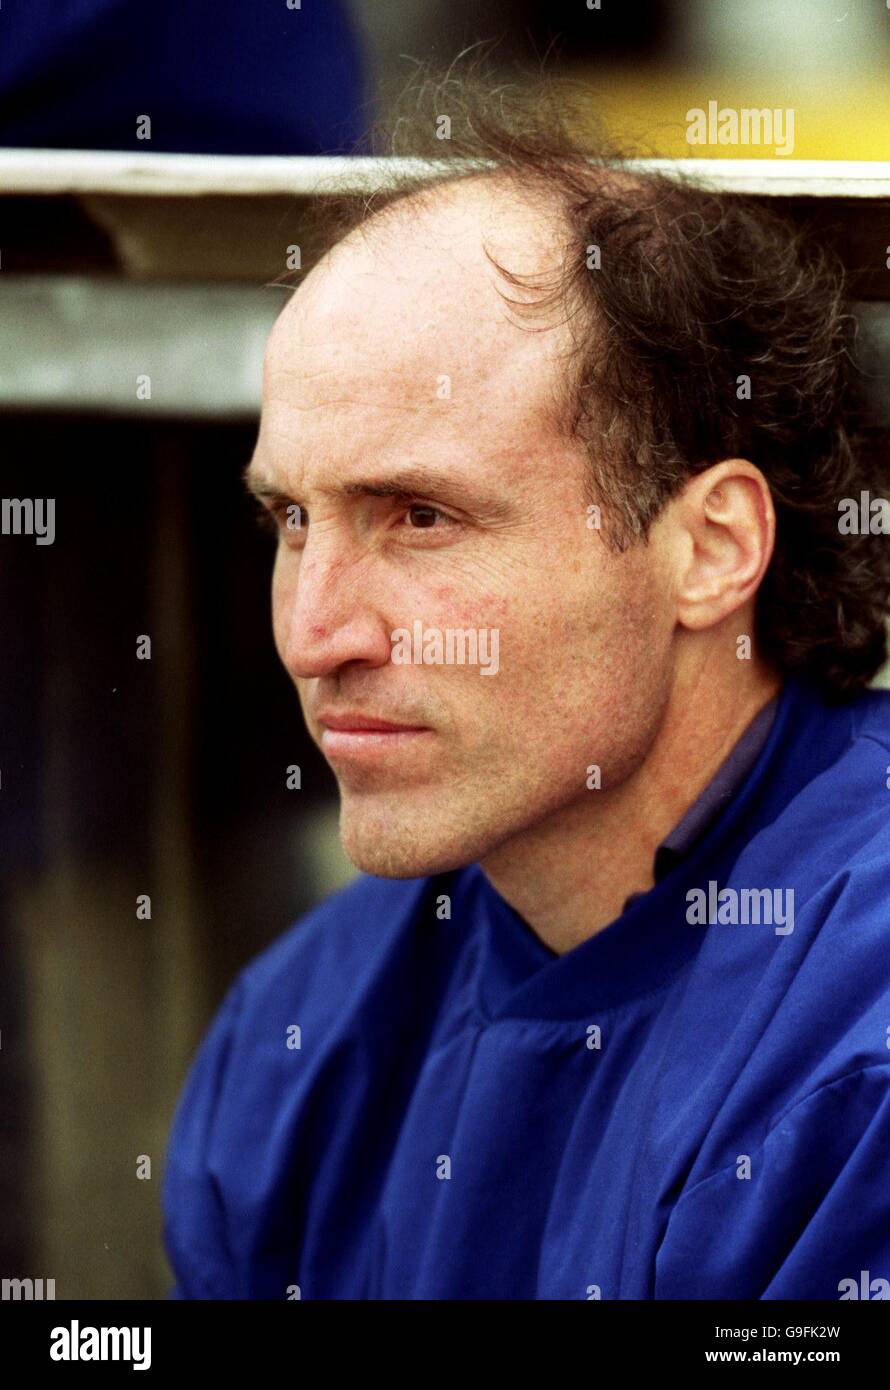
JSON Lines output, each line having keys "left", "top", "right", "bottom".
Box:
{"left": 163, "top": 675, "right": 890, "bottom": 1298}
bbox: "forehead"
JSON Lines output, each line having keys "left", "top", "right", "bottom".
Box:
{"left": 259, "top": 181, "right": 576, "bottom": 467}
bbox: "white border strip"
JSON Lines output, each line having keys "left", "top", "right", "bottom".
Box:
{"left": 2, "top": 150, "right": 890, "bottom": 198}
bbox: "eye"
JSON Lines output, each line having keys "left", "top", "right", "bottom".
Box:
{"left": 255, "top": 501, "right": 306, "bottom": 538}
{"left": 254, "top": 506, "right": 279, "bottom": 537}
{"left": 405, "top": 503, "right": 449, "bottom": 529}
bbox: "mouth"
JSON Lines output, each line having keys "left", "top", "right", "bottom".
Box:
{"left": 316, "top": 710, "right": 433, "bottom": 763}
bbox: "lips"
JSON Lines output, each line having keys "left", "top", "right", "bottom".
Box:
{"left": 316, "top": 711, "right": 429, "bottom": 733}
{"left": 315, "top": 710, "right": 434, "bottom": 765}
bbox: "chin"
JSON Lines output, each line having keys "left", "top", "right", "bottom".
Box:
{"left": 338, "top": 803, "right": 484, "bottom": 880}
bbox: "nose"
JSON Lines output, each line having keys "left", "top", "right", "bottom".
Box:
{"left": 274, "top": 528, "right": 393, "bottom": 680}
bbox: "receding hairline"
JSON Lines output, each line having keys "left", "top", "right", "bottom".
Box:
{"left": 335, "top": 159, "right": 649, "bottom": 252}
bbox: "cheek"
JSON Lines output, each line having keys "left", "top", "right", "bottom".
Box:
{"left": 427, "top": 584, "right": 511, "bottom": 629}
{"left": 270, "top": 553, "right": 295, "bottom": 659}
{"left": 426, "top": 577, "right": 599, "bottom": 686}
{"left": 501, "top": 570, "right": 630, "bottom": 709}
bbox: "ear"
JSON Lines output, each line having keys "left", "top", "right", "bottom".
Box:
{"left": 672, "top": 460, "right": 775, "bottom": 632}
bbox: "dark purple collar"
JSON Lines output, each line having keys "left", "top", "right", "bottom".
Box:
{"left": 622, "top": 692, "right": 781, "bottom": 913}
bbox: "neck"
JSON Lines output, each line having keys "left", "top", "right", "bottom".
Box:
{"left": 479, "top": 658, "right": 783, "bottom": 955}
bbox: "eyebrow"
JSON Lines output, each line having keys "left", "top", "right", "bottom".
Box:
{"left": 242, "top": 460, "right": 514, "bottom": 519}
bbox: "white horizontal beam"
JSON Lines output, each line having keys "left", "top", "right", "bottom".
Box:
{"left": 2, "top": 274, "right": 889, "bottom": 424}
{"left": 634, "top": 158, "right": 890, "bottom": 198}
{"left": 2, "top": 149, "right": 890, "bottom": 199}
{"left": 0, "top": 150, "right": 475, "bottom": 197}
{"left": 0, "top": 276, "right": 282, "bottom": 417}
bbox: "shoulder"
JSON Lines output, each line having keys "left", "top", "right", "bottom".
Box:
{"left": 848, "top": 684, "right": 890, "bottom": 753}
{"left": 818, "top": 685, "right": 890, "bottom": 865}
{"left": 162, "top": 870, "right": 452, "bottom": 1190}
{"left": 173, "top": 862, "right": 480, "bottom": 1117}
{"left": 169, "top": 871, "right": 444, "bottom": 1112}
{"left": 736, "top": 685, "right": 890, "bottom": 1088}
{"left": 766, "top": 683, "right": 890, "bottom": 963}
{"left": 766, "top": 683, "right": 890, "bottom": 873}
{"left": 236, "top": 870, "right": 435, "bottom": 1014}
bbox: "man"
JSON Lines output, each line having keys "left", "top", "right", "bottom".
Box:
{"left": 163, "top": 73, "right": 890, "bottom": 1299}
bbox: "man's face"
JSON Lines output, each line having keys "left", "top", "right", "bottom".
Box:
{"left": 249, "top": 184, "right": 676, "bottom": 877}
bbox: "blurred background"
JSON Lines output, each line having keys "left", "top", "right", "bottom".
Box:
{"left": 3, "top": 0, "right": 890, "bottom": 1300}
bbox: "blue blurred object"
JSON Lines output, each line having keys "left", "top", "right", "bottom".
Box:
{"left": 0, "top": 0, "right": 368, "bottom": 153}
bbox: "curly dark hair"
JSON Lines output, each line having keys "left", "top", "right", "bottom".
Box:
{"left": 294, "top": 50, "right": 890, "bottom": 700}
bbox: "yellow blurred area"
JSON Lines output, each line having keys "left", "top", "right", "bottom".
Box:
{"left": 567, "top": 65, "right": 890, "bottom": 160}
